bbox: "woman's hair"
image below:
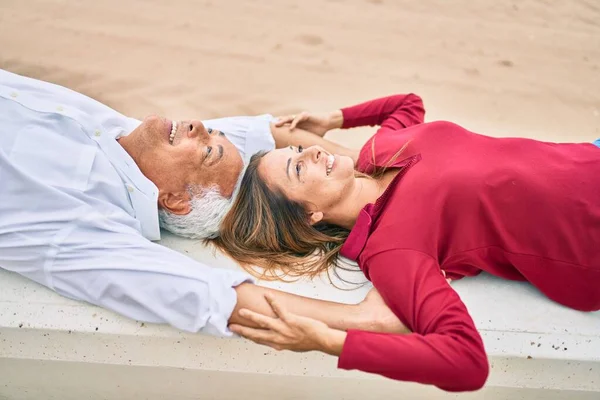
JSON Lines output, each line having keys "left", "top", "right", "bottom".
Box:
{"left": 210, "top": 138, "right": 409, "bottom": 282}
{"left": 210, "top": 151, "right": 350, "bottom": 282}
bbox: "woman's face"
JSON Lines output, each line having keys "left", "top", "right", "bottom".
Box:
{"left": 258, "top": 145, "right": 356, "bottom": 221}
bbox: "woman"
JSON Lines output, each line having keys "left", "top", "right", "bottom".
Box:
{"left": 211, "top": 94, "right": 600, "bottom": 392}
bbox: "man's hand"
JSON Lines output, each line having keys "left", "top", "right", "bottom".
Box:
{"left": 357, "top": 288, "right": 411, "bottom": 334}
{"left": 275, "top": 110, "right": 342, "bottom": 137}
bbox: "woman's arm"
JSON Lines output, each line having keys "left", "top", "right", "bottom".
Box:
{"left": 276, "top": 93, "right": 424, "bottom": 135}
{"left": 338, "top": 250, "right": 488, "bottom": 392}
{"left": 273, "top": 94, "right": 424, "bottom": 165}
{"left": 231, "top": 283, "right": 408, "bottom": 334}
{"left": 340, "top": 93, "right": 425, "bottom": 131}
{"left": 231, "top": 250, "right": 487, "bottom": 392}
{"left": 270, "top": 122, "right": 359, "bottom": 165}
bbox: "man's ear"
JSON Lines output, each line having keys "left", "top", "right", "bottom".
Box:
{"left": 158, "top": 191, "right": 191, "bottom": 215}
{"left": 308, "top": 211, "right": 323, "bottom": 225}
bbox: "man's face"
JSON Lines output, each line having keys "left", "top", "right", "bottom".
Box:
{"left": 119, "top": 115, "right": 243, "bottom": 215}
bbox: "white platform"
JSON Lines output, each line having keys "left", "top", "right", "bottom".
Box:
{"left": 1, "top": 231, "right": 599, "bottom": 400}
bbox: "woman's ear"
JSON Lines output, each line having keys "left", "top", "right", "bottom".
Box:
{"left": 308, "top": 211, "right": 323, "bottom": 225}
{"left": 158, "top": 190, "right": 191, "bottom": 215}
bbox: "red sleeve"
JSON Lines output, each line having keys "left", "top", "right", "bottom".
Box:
{"left": 341, "top": 94, "right": 425, "bottom": 131}
{"left": 338, "top": 250, "right": 489, "bottom": 392}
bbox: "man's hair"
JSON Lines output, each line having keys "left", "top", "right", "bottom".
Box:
{"left": 158, "top": 185, "right": 232, "bottom": 240}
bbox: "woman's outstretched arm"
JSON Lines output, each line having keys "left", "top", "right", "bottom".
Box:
{"left": 337, "top": 250, "right": 488, "bottom": 391}
{"left": 230, "top": 250, "right": 488, "bottom": 392}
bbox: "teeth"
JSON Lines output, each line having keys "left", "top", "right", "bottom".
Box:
{"left": 169, "top": 121, "right": 178, "bottom": 144}
{"left": 326, "top": 154, "right": 334, "bottom": 176}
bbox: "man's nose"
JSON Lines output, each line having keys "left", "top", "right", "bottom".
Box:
{"left": 188, "top": 120, "right": 207, "bottom": 140}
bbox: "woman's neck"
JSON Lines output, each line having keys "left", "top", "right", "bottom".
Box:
{"left": 327, "top": 176, "right": 388, "bottom": 230}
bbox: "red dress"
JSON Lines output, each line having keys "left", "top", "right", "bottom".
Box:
{"left": 336, "top": 94, "right": 600, "bottom": 391}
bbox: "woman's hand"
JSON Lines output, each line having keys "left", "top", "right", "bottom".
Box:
{"left": 230, "top": 294, "right": 347, "bottom": 356}
{"left": 275, "top": 110, "right": 341, "bottom": 137}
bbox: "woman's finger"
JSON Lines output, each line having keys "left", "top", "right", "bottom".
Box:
{"left": 289, "top": 111, "right": 308, "bottom": 130}
{"left": 265, "top": 294, "right": 294, "bottom": 325}
{"left": 274, "top": 115, "right": 294, "bottom": 127}
{"left": 230, "top": 324, "right": 283, "bottom": 344}
{"left": 254, "top": 339, "right": 287, "bottom": 352}
{"left": 238, "top": 308, "right": 285, "bottom": 332}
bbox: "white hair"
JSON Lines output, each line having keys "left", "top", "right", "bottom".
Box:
{"left": 158, "top": 185, "right": 232, "bottom": 240}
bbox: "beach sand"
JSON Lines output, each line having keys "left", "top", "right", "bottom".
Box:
{"left": 0, "top": 0, "right": 598, "bottom": 148}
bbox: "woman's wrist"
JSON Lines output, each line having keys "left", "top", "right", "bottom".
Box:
{"left": 328, "top": 110, "right": 344, "bottom": 131}
{"left": 318, "top": 328, "right": 347, "bottom": 357}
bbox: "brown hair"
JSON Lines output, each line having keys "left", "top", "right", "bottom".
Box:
{"left": 210, "top": 151, "right": 353, "bottom": 282}
{"left": 210, "top": 138, "right": 409, "bottom": 282}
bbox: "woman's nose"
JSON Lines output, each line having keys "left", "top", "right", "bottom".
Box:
{"left": 307, "top": 146, "right": 323, "bottom": 163}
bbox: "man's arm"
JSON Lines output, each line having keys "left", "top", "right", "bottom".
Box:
{"left": 43, "top": 216, "right": 405, "bottom": 336}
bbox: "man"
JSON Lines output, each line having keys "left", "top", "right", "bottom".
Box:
{"left": 0, "top": 69, "right": 402, "bottom": 336}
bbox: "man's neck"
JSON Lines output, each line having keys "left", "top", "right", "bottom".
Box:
{"left": 116, "top": 135, "right": 141, "bottom": 165}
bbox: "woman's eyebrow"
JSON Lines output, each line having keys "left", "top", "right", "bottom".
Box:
{"left": 286, "top": 146, "right": 294, "bottom": 180}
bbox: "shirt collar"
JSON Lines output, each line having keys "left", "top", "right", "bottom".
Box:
{"left": 340, "top": 154, "right": 421, "bottom": 262}
{"left": 0, "top": 69, "right": 161, "bottom": 241}
{"left": 104, "top": 123, "right": 162, "bottom": 241}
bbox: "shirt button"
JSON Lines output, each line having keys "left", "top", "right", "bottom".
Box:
{"left": 127, "top": 185, "right": 134, "bottom": 193}
{"left": 56, "top": 106, "right": 64, "bottom": 112}
{"left": 10, "top": 91, "right": 18, "bottom": 98}
{"left": 94, "top": 130, "right": 102, "bottom": 137}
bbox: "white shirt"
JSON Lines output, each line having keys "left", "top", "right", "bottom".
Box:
{"left": 0, "top": 69, "right": 275, "bottom": 335}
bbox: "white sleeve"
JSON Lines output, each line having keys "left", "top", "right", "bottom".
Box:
{"left": 203, "top": 115, "right": 275, "bottom": 161}
{"left": 45, "top": 224, "right": 252, "bottom": 336}
{"left": 0, "top": 202, "right": 249, "bottom": 336}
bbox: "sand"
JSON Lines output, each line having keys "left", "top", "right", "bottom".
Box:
{"left": 0, "top": 0, "right": 598, "bottom": 149}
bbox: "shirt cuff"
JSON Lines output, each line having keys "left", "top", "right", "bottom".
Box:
{"left": 337, "top": 329, "right": 363, "bottom": 371}
{"left": 204, "top": 269, "right": 255, "bottom": 336}
{"left": 245, "top": 114, "right": 275, "bottom": 162}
